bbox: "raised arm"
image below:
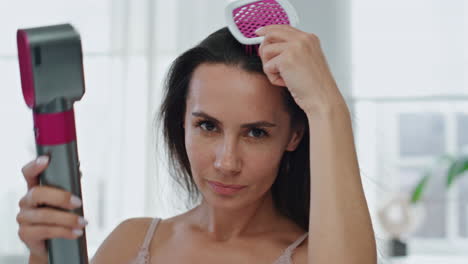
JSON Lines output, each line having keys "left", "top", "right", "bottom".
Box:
{"left": 255, "top": 25, "right": 377, "bottom": 264}
{"left": 306, "top": 104, "right": 376, "bottom": 264}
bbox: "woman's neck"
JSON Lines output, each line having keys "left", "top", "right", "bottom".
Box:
{"left": 189, "top": 191, "right": 281, "bottom": 241}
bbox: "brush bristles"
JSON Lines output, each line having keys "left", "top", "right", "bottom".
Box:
{"left": 244, "top": 44, "right": 260, "bottom": 56}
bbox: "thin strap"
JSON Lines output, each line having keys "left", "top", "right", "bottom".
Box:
{"left": 141, "top": 218, "right": 161, "bottom": 250}
{"left": 285, "top": 232, "right": 308, "bottom": 252}
{"left": 130, "top": 218, "right": 161, "bottom": 264}
{"left": 273, "top": 233, "right": 308, "bottom": 264}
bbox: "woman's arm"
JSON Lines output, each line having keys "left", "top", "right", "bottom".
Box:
{"left": 306, "top": 102, "right": 376, "bottom": 264}
{"left": 255, "top": 25, "right": 377, "bottom": 263}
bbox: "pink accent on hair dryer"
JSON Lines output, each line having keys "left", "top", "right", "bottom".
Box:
{"left": 33, "top": 109, "right": 77, "bottom": 145}
{"left": 17, "top": 30, "right": 35, "bottom": 108}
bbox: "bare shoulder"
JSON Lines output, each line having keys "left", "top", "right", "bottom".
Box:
{"left": 90, "top": 217, "right": 156, "bottom": 264}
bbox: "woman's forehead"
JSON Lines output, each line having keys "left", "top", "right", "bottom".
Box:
{"left": 187, "top": 64, "right": 287, "bottom": 115}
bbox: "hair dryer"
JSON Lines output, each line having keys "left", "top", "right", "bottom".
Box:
{"left": 17, "top": 23, "right": 89, "bottom": 264}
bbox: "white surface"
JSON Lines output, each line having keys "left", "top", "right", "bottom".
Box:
{"left": 386, "top": 255, "right": 468, "bottom": 264}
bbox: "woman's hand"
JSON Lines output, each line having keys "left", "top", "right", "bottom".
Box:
{"left": 255, "top": 25, "right": 346, "bottom": 114}
{"left": 16, "top": 156, "right": 88, "bottom": 260}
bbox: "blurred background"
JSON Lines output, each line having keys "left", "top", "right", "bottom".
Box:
{"left": 0, "top": 0, "right": 467, "bottom": 263}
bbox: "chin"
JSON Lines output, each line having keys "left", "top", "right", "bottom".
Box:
{"left": 200, "top": 181, "right": 252, "bottom": 210}
{"left": 204, "top": 196, "right": 253, "bottom": 211}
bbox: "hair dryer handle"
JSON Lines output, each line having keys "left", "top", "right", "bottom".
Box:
{"left": 37, "top": 140, "right": 88, "bottom": 264}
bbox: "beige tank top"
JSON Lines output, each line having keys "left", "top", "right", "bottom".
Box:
{"left": 130, "top": 218, "right": 308, "bottom": 264}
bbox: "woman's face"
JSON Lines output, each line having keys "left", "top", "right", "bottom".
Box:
{"left": 184, "top": 63, "right": 303, "bottom": 209}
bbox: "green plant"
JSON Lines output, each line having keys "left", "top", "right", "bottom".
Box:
{"left": 410, "top": 153, "right": 468, "bottom": 204}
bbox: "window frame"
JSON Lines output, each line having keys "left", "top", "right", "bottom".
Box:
{"left": 364, "top": 98, "right": 468, "bottom": 255}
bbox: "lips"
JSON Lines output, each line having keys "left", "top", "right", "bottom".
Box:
{"left": 207, "top": 180, "right": 246, "bottom": 189}
{"left": 207, "top": 180, "right": 247, "bottom": 195}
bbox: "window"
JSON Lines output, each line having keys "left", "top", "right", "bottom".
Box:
{"left": 352, "top": 0, "right": 468, "bottom": 261}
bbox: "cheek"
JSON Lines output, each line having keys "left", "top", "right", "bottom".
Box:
{"left": 185, "top": 129, "right": 213, "bottom": 175}
{"left": 243, "top": 148, "right": 284, "bottom": 184}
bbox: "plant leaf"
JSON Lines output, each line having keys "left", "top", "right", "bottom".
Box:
{"left": 410, "top": 154, "right": 455, "bottom": 204}
{"left": 447, "top": 155, "right": 468, "bottom": 187}
{"left": 411, "top": 172, "right": 430, "bottom": 204}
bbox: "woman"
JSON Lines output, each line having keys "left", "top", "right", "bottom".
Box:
{"left": 17, "top": 25, "right": 376, "bottom": 264}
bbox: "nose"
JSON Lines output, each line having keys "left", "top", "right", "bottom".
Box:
{"left": 214, "top": 137, "right": 242, "bottom": 175}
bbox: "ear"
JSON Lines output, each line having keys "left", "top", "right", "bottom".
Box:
{"left": 285, "top": 124, "right": 305, "bottom": 152}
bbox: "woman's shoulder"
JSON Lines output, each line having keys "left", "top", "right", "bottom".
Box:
{"left": 273, "top": 217, "right": 309, "bottom": 264}
{"left": 90, "top": 214, "right": 309, "bottom": 263}
{"left": 90, "top": 217, "right": 162, "bottom": 264}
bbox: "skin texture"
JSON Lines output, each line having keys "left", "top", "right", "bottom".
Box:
{"left": 20, "top": 25, "right": 376, "bottom": 264}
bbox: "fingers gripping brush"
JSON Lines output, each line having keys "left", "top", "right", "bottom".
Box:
{"left": 17, "top": 24, "right": 89, "bottom": 264}
{"left": 225, "top": 0, "right": 299, "bottom": 55}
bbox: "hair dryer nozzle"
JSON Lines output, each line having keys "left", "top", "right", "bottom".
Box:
{"left": 17, "top": 23, "right": 85, "bottom": 110}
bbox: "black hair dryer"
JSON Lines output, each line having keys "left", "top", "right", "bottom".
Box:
{"left": 17, "top": 23, "right": 89, "bottom": 264}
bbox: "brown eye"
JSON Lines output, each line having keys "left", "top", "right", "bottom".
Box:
{"left": 198, "top": 120, "right": 217, "bottom": 132}
{"left": 248, "top": 128, "right": 268, "bottom": 138}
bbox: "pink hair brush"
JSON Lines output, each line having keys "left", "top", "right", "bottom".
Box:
{"left": 225, "top": 0, "right": 300, "bottom": 55}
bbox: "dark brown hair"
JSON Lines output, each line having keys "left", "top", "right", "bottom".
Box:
{"left": 158, "top": 27, "right": 310, "bottom": 230}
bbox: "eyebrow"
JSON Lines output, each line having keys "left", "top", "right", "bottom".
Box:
{"left": 192, "top": 111, "right": 277, "bottom": 128}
